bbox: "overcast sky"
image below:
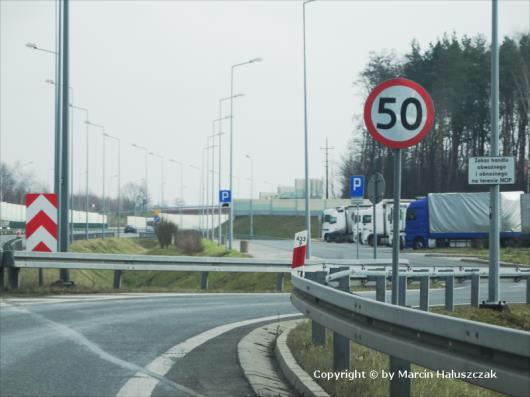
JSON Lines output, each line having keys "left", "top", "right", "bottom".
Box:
{"left": 1, "top": 0, "right": 528, "bottom": 205}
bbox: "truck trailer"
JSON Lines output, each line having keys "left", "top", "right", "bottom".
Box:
{"left": 405, "top": 192, "right": 523, "bottom": 250}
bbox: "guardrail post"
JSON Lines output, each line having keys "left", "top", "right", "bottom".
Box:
{"left": 398, "top": 276, "right": 407, "bottom": 306}
{"left": 389, "top": 356, "right": 411, "bottom": 397}
{"left": 445, "top": 275, "right": 454, "bottom": 311}
{"left": 306, "top": 271, "right": 326, "bottom": 347}
{"left": 330, "top": 267, "right": 350, "bottom": 370}
{"left": 376, "top": 276, "right": 386, "bottom": 302}
{"left": 3, "top": 251, "right": 19, "bottom": 289}
{"left": 276, "top": 273, "right": 284, "bottom": 292}
{"left": 526, "top": 276, "right": 530, "bottom": 305}
{"left": 471, "top": 274, "right": 480, "bottom": 307}
{"left": 113, "top": 270, "right": 122, "bottom": 289}
{"left": 419, "top": 276, "right": 429, "bottom": 311}
{"left": 201, "top": 272, "right": 209, "bottom": 290}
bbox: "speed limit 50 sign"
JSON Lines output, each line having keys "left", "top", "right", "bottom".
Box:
{"left": 363, "top": 77, "right": 434, "bottom": 149}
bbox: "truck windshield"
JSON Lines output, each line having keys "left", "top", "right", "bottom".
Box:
{"left": 324, "top": 215, "right": 337, "bottom": 224}
{"left": 362, "top": 215, "right": 371, "bottom": 224}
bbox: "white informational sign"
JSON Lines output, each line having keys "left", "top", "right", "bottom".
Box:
{"left": 468, "top": 157, "right": 515, "bottom": 185}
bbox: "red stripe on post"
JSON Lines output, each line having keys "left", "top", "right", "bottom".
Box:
{"left": 26, "top": 210, "right": 58, "bottom": 238}
{"left": 32, "top": 241, "right": 52, "bottom": 252}
{"left": 291, "top": 245, "right": 306, "bottom": 269}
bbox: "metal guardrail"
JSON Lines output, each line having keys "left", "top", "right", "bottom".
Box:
{"left": 0, "top": 251, "right": 409, "bottom": 291}
{"left": 290, "top": 272, "right": 530, "bottom": 397}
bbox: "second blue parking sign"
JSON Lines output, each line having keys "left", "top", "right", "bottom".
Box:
{"left": 349, "top": 176, "right": 364, "bottom": 199}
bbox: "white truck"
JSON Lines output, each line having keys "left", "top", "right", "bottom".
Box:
{"left": 321, "top": 206, "right": 371, "bottom": 242}
{"left": 358, "top": 200, "right": 411, "bottom": 246}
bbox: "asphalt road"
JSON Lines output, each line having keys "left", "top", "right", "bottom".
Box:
{"left": 1, "top": 239, "right": 527, "bottom": 397}
{"left": 248, "top": 238, "right": 490, "bottom": 267}
{"left": 0, "top": 294, "right": 297, "bottom": 397}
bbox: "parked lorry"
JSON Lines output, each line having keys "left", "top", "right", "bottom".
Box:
{"left": 405, "top": 192, "right": 523, "bottom": 250}
{"left": 358, "top": 200, "right": 411, "bottom": 246}
{"left": 322, "top": 205, "right": 375, "bottom": 242}
{"left": 321, "top": 206, "right": 357, "bottom": 242}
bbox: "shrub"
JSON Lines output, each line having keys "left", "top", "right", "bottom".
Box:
{"left": 154, "top": 220, "right": 177, "bottom": 248}
{"left": 175, "top": 230, "right": 203, "bottom": 255}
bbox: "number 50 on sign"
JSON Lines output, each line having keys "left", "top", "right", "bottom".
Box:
{"left": 363, "top": 77, "right": 434, "bottom": 149}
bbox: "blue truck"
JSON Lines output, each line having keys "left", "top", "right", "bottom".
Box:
{"left": 405, "top": 192, "right": 523, "bottom": 250}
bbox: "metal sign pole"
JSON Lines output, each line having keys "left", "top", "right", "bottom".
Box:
{"left": 373, "top": 202, "right": 377, "bottom": 259}
{"left": 488, "top": 0, "right": 500, "bottom": 303}
{"left": 356, "top": 203, "right": 360, "bottom": 259}
{"left": 391, "top": 149, "right": 402, "bottom": 305}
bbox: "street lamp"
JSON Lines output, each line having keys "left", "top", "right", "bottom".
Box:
{"left": 69, "top": 104, "right": 90, "bottom": 239}
{"left": 228, "top": 58, "right": 262, "bottom": 250}
{"left": 169, "top": 158, "right": 185, "bottom": 228}
{"left": 132, "top": 144, "right": 149, "bottom": 212}
{"left": 45, "top": 78, "right": 76, "bottom": 243}
{"left": 212, "top": 115, "right": 230, "bottom": 244}
{"left": 245, "top": 155, "right": 254, "bottom": 239}
{"left": 205, "top": 139, "right": 218, "bottom": 240}
{"left": 302, "top": 0, "right": 316, "bottom": 258}
{"left": 149, "top": 152, "right": 164, "bottom": 208}
{"left": 85, "top": 121, "right": 106, "bottom": 237}
{"left": 104, "top": 133, "right": 121, "bottom": 238}
{"left": 189, "top": 164, "right": 202, "bottom": 233}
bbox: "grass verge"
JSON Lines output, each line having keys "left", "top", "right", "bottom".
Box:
{"left": 230, "top": 215, "right": 321, "bottom": 240}
{"left": 2, "top": 237, "right": 292, "bottom": 295}
{"left": 287, "top": 321, "right": 503, "bottom": 397}
{"left": 433, "top": 304, "right": 530, "bottom": 331}
{"left": 426, "top": 247, "right": 530, "bottom": 266}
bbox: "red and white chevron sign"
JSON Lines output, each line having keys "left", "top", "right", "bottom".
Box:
{"left": 25, "top": 193, "right": 58, "bottom": 252}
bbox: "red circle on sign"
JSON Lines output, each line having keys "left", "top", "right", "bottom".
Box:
{"left": 363, "top": 77, "right": 435, "bottom": 149}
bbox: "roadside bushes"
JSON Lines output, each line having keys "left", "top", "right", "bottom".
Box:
{"left": 154, "top": 220, "right": 178, "bottom": 248}
{"left": 175, "top": 230, "right": 203, "bottom": 255}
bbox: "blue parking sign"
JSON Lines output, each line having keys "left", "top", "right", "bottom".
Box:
{"left": 219, "top": 190, "right": 232, "bottom": 203}
{"left": 350, "top": 176, "right": 364, "bottom": 199}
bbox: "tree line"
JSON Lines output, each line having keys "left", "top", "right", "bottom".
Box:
{"left": 0, "top": 161, "right": 148, "bottom": 214}
{"left": 340, "top": 33, "right": 529, "bottom": 199}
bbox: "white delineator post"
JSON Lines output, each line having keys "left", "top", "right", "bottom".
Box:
{"left": 291, "top": 230, "right": 308, "bottom": 271}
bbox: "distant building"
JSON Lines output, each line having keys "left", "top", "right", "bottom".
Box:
{"left": 277, "top": 185, "right": 296, "bottom": 199}
{"left": 259, "top": 192, "right": 277, "bottom": 200}
{"left": 295, "top": 179, "right": 323, "bottom": 199}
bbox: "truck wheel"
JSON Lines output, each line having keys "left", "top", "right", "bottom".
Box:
{"left": 400, "top": 237, "right": 404, "bottom": 250}
{"left": 368, "top": 235, "right": 374, "bottom": 247}
{"left": 324, "top": 234, "right": 331, "bottom": 243}
{"left": 413, "top": 238, "right": 424, "bottom": 250}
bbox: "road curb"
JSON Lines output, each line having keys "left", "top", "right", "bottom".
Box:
{"left": 238, "top": 319, "right": 299, "bottom": 397}
{"left": 274, "top": 320, "right": 329, "bottom": 397}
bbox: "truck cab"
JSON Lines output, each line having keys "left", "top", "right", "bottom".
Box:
{"left": 322, "top": 207, "right": 347, "bottom": 242}
{"left": 405, "top": 198, "right": 429, "bottom": 249}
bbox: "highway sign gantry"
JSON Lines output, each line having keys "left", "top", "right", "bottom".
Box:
{"left": 25, "top": 193, "right": 58, "bottom": 252}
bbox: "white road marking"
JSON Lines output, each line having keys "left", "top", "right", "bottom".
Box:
{"left": 2, "top": 302, "right": 203, "bottom": 397}
{"left": 1, "top": 292, "right": 290, "bottom": 306}
{"left": 116, "top": 313, "right": 301, "bottom": 397}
